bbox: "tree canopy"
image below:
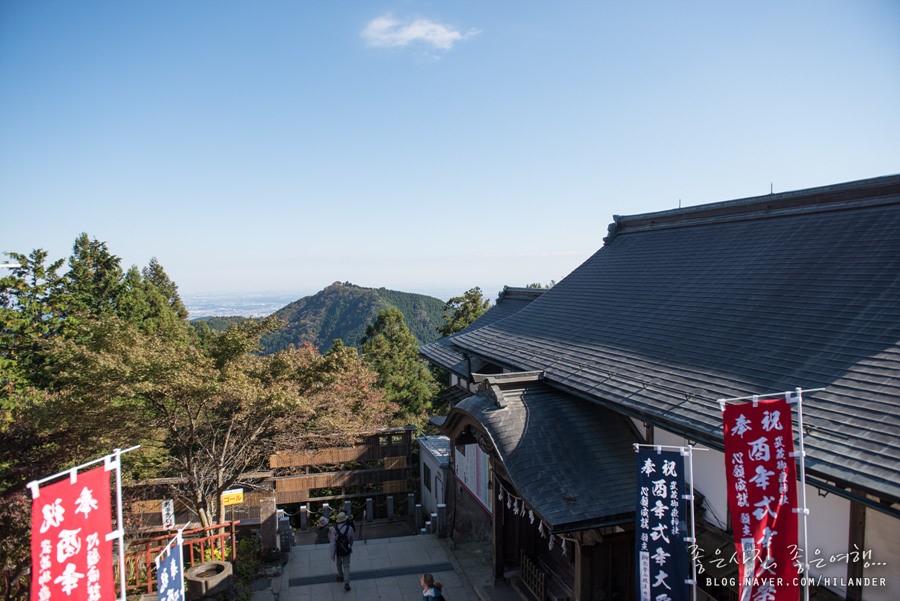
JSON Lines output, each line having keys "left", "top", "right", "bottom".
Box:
{"left": 437, "top": 286, "right": 492, "bottom": 337}
{"left": 0, "top": 235, "right": 397, "bottom": 595}
{"left": 361, "top": 307, "right": 438, "bottom": 424}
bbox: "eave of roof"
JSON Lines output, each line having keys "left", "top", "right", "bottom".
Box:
{"left": 444, "top": 379, "right": 639, "bottom": 533}
{"left": 420, "top": 286, "right": 547, "bottom": 375}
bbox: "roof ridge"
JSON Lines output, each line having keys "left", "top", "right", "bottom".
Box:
{"left": 603, "top": 174, "right": 900, "bottom": 244}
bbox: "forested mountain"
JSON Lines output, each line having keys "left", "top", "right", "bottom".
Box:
{"left": 191, "top": 316, "right": 247, "bottom": 331}
{"left": 259, "top": 282, "right": 445, "bottom": 354}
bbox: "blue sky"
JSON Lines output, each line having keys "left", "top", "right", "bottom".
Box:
{"left": 2, "top": 1, "right": 899, "bottom": 301}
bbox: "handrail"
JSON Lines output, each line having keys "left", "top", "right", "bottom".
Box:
{"left": 120, "top": 521, "right": 239, "bottom": 594}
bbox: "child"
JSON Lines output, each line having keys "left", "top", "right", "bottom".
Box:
{"left": 420, "top": 573, "right": 445, "bottom": 600}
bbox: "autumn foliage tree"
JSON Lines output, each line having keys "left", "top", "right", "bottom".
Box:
{"left": 49, "top": 316, "right": 395, "bottom": 527}
{"left": 0, "top": 235, "right": 398, "bottom": 595}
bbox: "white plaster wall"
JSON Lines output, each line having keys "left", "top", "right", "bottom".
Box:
{"left": 454, "top": 443, "right": 491, "bottom": 512}
{"left": 653, "top": 429, "right": 731, "bottom": 531}
{"left": 420, "top": 451, "right": 443, "bottom": 515}
{"left": 862, "top": 507, "right": 900, "bottom": 601}
{"left": 803, "top": 484, "right": 850, "bottom": 597}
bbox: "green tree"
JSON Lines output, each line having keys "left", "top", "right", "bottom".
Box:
{"left": 526, "top": 280, "right": 556, "bottom": 289}
{"left": 0, "top": 237, "right": 400, "bottom": 589}
{"left": 45, "top": 314, "right": 395, "bottom": 527}
{"left": 1, "top": 246, "right": 142, "bottom": 599}
{"left": 142, "top": 257, "right": 189, "bottom": 320}
{"left": 0, "top": 249, "right": 70, "bottom": 399}
{"left": 437, "top": 287, "right": 491, "bottom": 337}
{"left": 63, "top": 234, "right": 125, "bottom": 323}
{"left": 362, "top": 308, "right": 438, "bottom": 423}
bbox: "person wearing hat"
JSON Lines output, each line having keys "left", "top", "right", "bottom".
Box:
{"left": 315, "top": 515, "right": 330, "bottom": 544}
{"left": 328, "top": 511, "right": 355, "bottom": 590}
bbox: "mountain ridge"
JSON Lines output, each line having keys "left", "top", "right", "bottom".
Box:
{"left": 193, "top": 282, "right": 445, "bottom": 353}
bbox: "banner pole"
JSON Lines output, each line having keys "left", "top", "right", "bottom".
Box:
{"left": 718, "top": 387, "right": 825, "bottom": 405}
{"left": 26, "top": 444, "right": 141, "bottom": 497}
{"left": 684, "top": 446, "right": 698, "bottom": 601}
{"left": 114, "top": 447, "right": 127, "bottom": 601}
{"left": 789, "top": 389, "right": 811, "bottom": 601}
{"left": 634, "top": 443, "right": 711, "bottom": 453}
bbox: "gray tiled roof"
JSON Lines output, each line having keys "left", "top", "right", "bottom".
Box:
{"left": 416, "top": 435, "right": 451, "bottom": 467}
{"left": 452, "top": 175, "right": 900, "bottom": 502}
{"left": 445, "top": 380, "right": 638, "bottom": 532}
{"left": 420, "top": 287, "right": 545, "bottom": 376}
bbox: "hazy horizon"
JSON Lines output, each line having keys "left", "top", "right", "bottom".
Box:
{"left": 182, "top": 283, "right": 508, "bottom": 319}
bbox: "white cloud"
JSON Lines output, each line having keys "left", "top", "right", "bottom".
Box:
{"left": 362, "top": 14, "right": 479, "bottom": 50}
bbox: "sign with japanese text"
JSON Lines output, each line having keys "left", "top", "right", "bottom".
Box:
{"left": 161, "top": 499, "right": 175, "bottom": 530}
{"left": 156, "top": 540, "right": 184, "bottom": 601}
{"left": 636, "top": 448, "right": 689, "bottom": 601}
{"left": 723, "top": 397, "right": 799, "bottom": 601}
{"left": 221, "top": 489, "right": 243, "bottom": 506}
{"left": 30, "top": 466, "right": 114, "bottom": 601}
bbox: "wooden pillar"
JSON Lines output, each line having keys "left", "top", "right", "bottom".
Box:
{"left": 847, "top": 496, "right": 866, "bottom": 601}
{"left": 574, "top": 540, "right": 591, "bottom": 601}
{"left": 492, "top": 473, "right": 504, "bottom": 582}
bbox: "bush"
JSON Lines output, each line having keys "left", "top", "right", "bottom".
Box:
{"left": 234, "top": 537, "right": 262, "bottom": 582}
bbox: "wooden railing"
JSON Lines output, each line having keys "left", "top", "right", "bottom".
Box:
{"left": 520, "top": 550, "right": 546, "bottom": 601}
{"left": 120, "top": 521, "right": 239, "bottom": 595}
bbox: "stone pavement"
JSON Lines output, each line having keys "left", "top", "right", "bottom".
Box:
{"left": 252, "top": 533, "right": 522, "bottom": 601}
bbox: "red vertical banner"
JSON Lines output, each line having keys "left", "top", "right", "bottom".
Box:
{"left": 723, "top": 397, "right": 800, "bottom": 601}
{"left": 31, "top": 466, "right": 115, "bottom": 601}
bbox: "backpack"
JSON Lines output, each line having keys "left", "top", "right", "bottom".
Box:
{"left": 335, "top": 524, "right": 352, "bottom": 556}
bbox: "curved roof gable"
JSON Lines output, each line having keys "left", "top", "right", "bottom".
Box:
{"left": 445, "top": 379, "right": 639, "bottom": 532}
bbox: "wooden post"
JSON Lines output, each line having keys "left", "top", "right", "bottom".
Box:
{"left": 847, "top": 496, "right": 866, "bottom": 601}
{"left": 574, "top": 540, "right": 591, "bottom": 601}
{"left": 299, "top": 504, "right": 308, "bottom": 531}
{"left": 492, "top": 475, "right": 504, "bottom": 582}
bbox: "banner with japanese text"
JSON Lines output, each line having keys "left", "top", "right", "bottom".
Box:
{"left": 723, "top": 397, "right": 799, "bottom": 601}
{"left": 30, "top": 466, "right": 115, "bottom": 601}
{"left": 636, "top": 448, "right": 689, "bottom": 601}
{"left": 156, "top": 541, "right": 184, "bottom": 601}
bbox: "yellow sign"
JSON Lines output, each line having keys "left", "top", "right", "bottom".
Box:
{"left": 221, "top": 488, "right": 244, "bottom": 506}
